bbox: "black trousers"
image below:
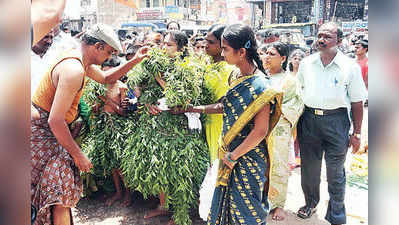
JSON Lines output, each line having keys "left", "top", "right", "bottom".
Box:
{"left": 298, "top": 109, "right": 350, "bottom": 224}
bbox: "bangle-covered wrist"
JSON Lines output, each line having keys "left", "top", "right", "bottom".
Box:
{"left": 228, "top": 152, "right": 238, "bottom": 162}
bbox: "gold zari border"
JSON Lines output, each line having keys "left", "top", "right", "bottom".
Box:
{"left": 216, "top": 88, "right": 283, "bottom": 187}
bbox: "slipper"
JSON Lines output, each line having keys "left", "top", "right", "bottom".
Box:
{"left": 297, "top": 205, "right": 316, "bottom": 219}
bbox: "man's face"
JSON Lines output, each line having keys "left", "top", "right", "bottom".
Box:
{"left": 94, "top": 43, "right": 117, "bottom": 65}
{"left": 205, "top": 33, "right": 221, "bottom": 57}
{"left": 355, "top": 43, "right": 368, "bottom": 56}
{"left": 32, "top": 31, "right": 54, "bottom": 56}
{"left": 316, "top": 25, "right": 339, "bottom": 52}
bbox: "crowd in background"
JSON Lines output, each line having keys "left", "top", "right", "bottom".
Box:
{"left": 31, "top": 13, "right": 368, "bottom": 225}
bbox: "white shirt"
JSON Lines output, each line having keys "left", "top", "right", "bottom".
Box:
{"left": 297, "top": 50, "right": 367, "bottom": 111}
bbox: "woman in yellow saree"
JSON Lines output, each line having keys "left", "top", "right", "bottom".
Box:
{"left": 203, "top": 24, "right": 235, "bottom": 162}
{"left": 177, "top": 24, "right": 283, "bottom": 225}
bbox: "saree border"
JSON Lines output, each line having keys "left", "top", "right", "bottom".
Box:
{"left": 216, "top": 87, "right": 283, "bottom": 187}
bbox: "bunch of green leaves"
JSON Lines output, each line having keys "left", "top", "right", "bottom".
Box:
{"left": 81, "top": 112, "right": 138, "bottom": 177}
{"left": 126, "top": 48, "right": 215, "bottom": 108}
{"left": 121, "top": 111, "right": 209, "bottom": 225}
{"left": 141, "top": 48, "right": 172, "bottom": 75}
{"left": 126, "top": 49, "right": 170, "bottom": 105}
{"left": 163, "top": 55, "right": 206, "bottom": 108}
{"left": 82, "top": 78, "right": 107, "bottom": 108}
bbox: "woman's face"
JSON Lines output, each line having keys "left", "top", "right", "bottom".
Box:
{"left": 221, "top": 38, "right": 240, "bottom": 65}
{"left": 290, "top": 55, "right": 303, "bottom": 70}
{"left": 205, "top": 33, "right": 221, "bottom": 57}
{"left": 260, "top": 46, "right": 285, "bottom": 72}
{"left": 163, "top": 34, "right": 178, "bottom": 57}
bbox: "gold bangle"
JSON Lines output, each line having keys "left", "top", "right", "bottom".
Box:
{"left": 202, "top": 107, "right": 206, "bottom": 114}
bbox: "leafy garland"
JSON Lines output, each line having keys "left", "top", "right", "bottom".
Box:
{"left": 121, "top": 48, "right": 216, "bottom": 225}
{"left": 82, "top": 112, "right": 138, "bottom": 177}
{"left": 81, "top": 78, "right": 107, "bottom": 109}
{"left": 79, "top": 48, "right": 224, "bottom": 225}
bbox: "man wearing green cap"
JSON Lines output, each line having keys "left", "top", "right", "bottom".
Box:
{"left": 31, "top": 23, "right": 149, "bottom": 225}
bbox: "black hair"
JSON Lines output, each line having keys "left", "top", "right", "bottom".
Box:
{"left": 208, "top": 24, "right": 220, "bottom": 33}
{"left": 193, "top": 36, "right": 205, "bottom": 46}
{"left": 126, "top": 44, "right": 142, "bottom": 57}
{"left": 356, "top": 39, "right": 368, "bottom": 51}
{"left": 166, "top": 21, "right": 181, "bottom": 30}
{"left": 71, "top": 30, "right": 80, "bottom": 37}
{"left": 321, "top": 22, "right": 343, "bottom": 41}
{"left": 288, "top": 48, "right": 306, "bottom": 72}
{"left": 81, "top": 34, "right": 105, "bottom": 46}
{"left": 264, "top": 42, "right": 289, "bottom": 70}
{"left": 120, "top": 75, "right": 128, "bottom": 83}
{"left": 209, "top": 25, "right": 226, "bottom": 45}
{"left": 222, "top": 24, "right": 267, "bottom": 76}
{"left": 101, "top": 56, "right": 121, "bottom": 69}
{"left": 167, "top": 30, "right": 189, "bottom": 58}
{"left": 270, "top": 30, "right": 280, "bottom": 38}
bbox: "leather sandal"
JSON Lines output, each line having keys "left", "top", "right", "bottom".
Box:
{"left": 297, "top": 205, "right": 317, "bottom": 219}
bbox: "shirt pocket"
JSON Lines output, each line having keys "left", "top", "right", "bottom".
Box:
{"left": 326, "top": 68, "right": 349, "bottom": 104}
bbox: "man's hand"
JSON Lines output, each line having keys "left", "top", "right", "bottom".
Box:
{"left": 349, "top": 134, "right": 361, "bottom": 154}
{"left": 72, "top": 152, "right": 93, "bottom": 173}
{"left": 133, "top": 46, "right": 150, "bottom": 62}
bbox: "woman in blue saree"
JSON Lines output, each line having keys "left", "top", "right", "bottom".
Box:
{"left": 176, "top": 24, "right": 283, "bottom": 225}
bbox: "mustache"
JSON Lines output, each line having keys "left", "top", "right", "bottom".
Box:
{"left": 318, "top": 42, "right": 327, "bottom": 47}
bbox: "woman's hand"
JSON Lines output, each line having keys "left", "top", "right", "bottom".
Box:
{"left": 147, "top": 104, "right": 162, "bottom": 115}
{"left": 171, "top": 105, "right": 192, "bottom": 114}
{"left": 223, "top": 152, "right": 237, "bottom": 169}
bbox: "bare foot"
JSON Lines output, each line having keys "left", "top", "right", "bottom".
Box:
{"left": 106, "top": 193, "right": 122, "bottom": 207}
{"left": 271, "top": 207, "right": 286, "bottom": 221}
{"left": 166, "top": 219, "right": 177, "bottom": 225}
{"left": 144, "top": 206, "right": 169, "bottom": 219}
{"left": 121, "top": 193, "right": 133, "bottom": 207}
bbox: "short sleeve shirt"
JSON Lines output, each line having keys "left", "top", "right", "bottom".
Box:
{"left": 297, "top": 51, "right": 367, "bottom": 113}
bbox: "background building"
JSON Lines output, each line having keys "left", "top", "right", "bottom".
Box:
{"left": 247, "top": 0, "right": 368, "bottom": 28}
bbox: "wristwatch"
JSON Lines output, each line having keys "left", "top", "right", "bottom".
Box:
{"left": 352, "top": 133, "right": 361, "bottom": 139}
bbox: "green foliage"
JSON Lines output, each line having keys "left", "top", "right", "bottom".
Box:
{"left": 121, "top": 112, "right": 209, "bottom": 225}
{"left": 126, "top": 48, "right": 215, "bottom": 108}
{"left": 82, "top": 78, "right": 107, "bottom": 108}
{"left": 121, "top": 48, "right": 217, "bottom": 225}
{"left": 81, "top": 112, "right": 138, "bottom": 177}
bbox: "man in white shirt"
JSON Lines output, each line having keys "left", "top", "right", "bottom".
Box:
{"left": 296, "top": 22, "right": 367, "bottom": 225}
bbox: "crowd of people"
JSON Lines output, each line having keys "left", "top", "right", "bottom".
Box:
{"left": 31, "top": 6, "right": 368, "bottom": 225}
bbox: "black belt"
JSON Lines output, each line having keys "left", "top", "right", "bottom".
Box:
{"left": 304, "top": 106, "right": 347, "bottom": 116}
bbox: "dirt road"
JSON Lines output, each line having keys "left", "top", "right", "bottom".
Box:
{"left": 73, "top": 109, "right": 368, "bottom": 225}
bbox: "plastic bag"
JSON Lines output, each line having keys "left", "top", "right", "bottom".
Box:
{"left": 199, "top": 159, "right": 219, "bottom": 221}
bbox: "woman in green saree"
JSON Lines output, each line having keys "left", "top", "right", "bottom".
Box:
{"left": 179, "top": 24, "right": 283, "bottom": 225}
